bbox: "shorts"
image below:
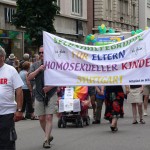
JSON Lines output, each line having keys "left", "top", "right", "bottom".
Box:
{"left": 35, "top": 92, "right": 57, "bottom": 116}
{"left": 0, "top": 113, "right": 16, "bottom": 150}
{"left": 143, "top": 85, "right": 150, "bottom": 96}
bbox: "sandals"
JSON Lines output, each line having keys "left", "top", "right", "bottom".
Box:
{"left": 110, "top": 126, "right": 118, "bottom": 132}
{"left": 139, "top": 119, "right": 145, "bottom": 124}
{"left": 132, "top": 119, "right": 145, "bottom": 124}
{"left": 132, "top": 121, "right": 138, "bottom": 124}
{"left": 31, "top": 116, "right": 39, "bottom": 120}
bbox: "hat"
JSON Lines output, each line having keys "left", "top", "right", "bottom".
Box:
{"left": 23, "top": 53, "right": 29, "bottom": 59}
{"left": 9, "top": 53, "right": 15, "bottom": 60}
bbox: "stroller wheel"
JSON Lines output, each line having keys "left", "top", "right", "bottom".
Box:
{"left": 62, "top": 118, "right": 66, "bottom": 128}
{"left": 58, "top": 118, "right": 62, "bottom": 128}
{"left": 86, "top": 116, "right": 90, "bottom": 126}
{"left": 75, "top": 119, "right": 79, "bottom": 128}
{"left": 79, "top": 118, "right": 84, "bottom": 128}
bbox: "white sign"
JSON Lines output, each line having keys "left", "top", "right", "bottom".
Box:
{"left": 64, "top": 99, "right": 73, "bottom": 112}
{"left": 58, "top": 99, "right": 81, "bottom": 112}
{"left": 64, "top": 88, "right": 74, "bottom": 99}
{"left": 73, "top": 99, "right": 81, "bottom": 112}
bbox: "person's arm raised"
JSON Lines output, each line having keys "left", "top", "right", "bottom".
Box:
{"left": 27, "top": 65, "right": 45, "bottom": 81}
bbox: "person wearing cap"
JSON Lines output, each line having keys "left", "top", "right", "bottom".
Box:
{"left": 0, "top": 46, "right": 23, "bottom": 150}
{"left": 6, "top": 53, "right": 15, "bottom": 66}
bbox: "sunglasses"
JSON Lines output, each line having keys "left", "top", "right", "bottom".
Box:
{"left": 39, "top": 52, "right": 43, "bottom": 54}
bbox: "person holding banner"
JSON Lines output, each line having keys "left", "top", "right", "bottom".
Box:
{"left": 104, "top": 86, "right": 125, "bottom": 132}
{"left": 27, "top": 45, "right": 57, "bottom": 148}
{"left": 126, "top": 85, "right": 145, "bottom": 124}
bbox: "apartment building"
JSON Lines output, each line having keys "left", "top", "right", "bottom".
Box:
{"left": 93, "top": 0, "right": 139, "bottom": 33}
{"left": 54, "top": 0, "right": 88, "bottom": 43}
{"left": 0, "top": 0, "right": 88, "bottom": 57}
{"left": 139, "top": 0, "right": 150, "bottom": 29}
{"left": 0, "top": 0, "right": 23, "bottom": 58}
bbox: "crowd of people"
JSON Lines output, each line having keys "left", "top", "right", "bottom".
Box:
{"left": 0, "top": 45, "right": 150, "bottom": 149}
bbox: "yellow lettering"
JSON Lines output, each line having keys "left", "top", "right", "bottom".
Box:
{"left": 113, "top": 76, "right": 118, "bottom": 84}
{"left": 72, "top": 51, "right": 88, "bottom": 60}
{"left": 120, "top": 75, "right": 123, "bottom": 83}
{"left": 76, "top": 75, "right": 123, "bottom": 85}
{"left": 76, "top": 76, "right": 82, "bottom": 84}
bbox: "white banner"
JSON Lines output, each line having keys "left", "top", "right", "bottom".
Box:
{"left": 43, "top": 30, "right": 150, "bottom": 86}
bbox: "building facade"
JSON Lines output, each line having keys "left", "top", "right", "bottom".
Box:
{"left": 54, "top": 0, "right": 88, "bottom": 43}
{"left": 139, "top": 0, "right": 150, "bottom": 29}
{"left": 0, "top": 0, "right": 24, "bottom": 59}
{"left": 0, "top": 0, "right": 88, "bottom": 58}
{"left": 93, "top": 0, "right": 139, "bottom": 33}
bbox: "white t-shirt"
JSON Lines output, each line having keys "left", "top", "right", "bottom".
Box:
{"left": 0, "top": 64, "right": 24, "bottom": 115}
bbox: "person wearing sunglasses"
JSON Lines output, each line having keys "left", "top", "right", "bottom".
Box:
{"left": 27, "top": 45, "right": 57, "bottom": 148}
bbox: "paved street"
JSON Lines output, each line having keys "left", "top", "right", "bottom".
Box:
{"left": 16, "top": 101, "right": 150, "bottom": 150}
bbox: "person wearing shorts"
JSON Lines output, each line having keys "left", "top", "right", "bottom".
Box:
{"left": 143, "top": 85, "right": 150, "bottom": 116}
{"left": 28, "top": 45, "right": 57, "bottom": 148}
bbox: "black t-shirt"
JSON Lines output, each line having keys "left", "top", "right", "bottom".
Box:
{"left": 29, "top": 61, "right": 57, "bottom": 101}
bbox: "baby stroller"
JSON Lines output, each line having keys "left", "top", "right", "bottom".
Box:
{"left": 57, "top": 86, "right": 90, "bottom": 128}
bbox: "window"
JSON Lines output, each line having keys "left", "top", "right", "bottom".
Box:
{"left": 132, "top": 4, "right": 136, "bottom": 17}
{"left": 148, "top": 0, "right": 150, "bottom": 7}
{"left": 125, "top": 1, "right": 128, "bottom": 15}
{"left": 72, "top": 0, "right": 82, "bottom": 16}
{"left": 4, "top": 7, "right": 15, "bottom": 23}
{"left": 147, "top": 19, "right": 150, "bottom": 27}
{"left": 105, "top": 0, "right": 112, "bottom": 19}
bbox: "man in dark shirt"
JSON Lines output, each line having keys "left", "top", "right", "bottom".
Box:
{"left": 28, "top": 45, "right": 57, "bottom": 148}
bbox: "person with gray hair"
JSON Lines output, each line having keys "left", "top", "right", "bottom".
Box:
{"left": 0, "top": 46, "right": 24, "bottom": 150}
{"left": 23, "top": 53, "right": 30, "bottom": 61}
{"left": 19, "top": 53, "right": 30, "bottom": 71}
{"left": 0, "top": 46, "right": 6, "bottom": 56}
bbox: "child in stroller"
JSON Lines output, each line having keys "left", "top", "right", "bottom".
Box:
{"left": 57, "top": 86, "right": 90, "bottom": 128}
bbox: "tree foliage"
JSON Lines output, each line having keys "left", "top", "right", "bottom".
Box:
{"left": 12, "top": 0, "right": 59, "bottom": 46}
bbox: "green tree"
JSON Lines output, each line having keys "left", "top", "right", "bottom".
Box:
{"left": 12, "top": 0, "right": 59, "bottom": 46}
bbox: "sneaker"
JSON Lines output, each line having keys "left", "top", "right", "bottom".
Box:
{"left": 48, "top": 136, "right": 54, "bottom": 144}
{"left": 144, "top": 112, "right": 148, "bottom": 116}
{"left": 139, "top": 119, "right": 145, "bottom": 124}
{"left": 43, "top": 140, "right": 50, "bottom": 148}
